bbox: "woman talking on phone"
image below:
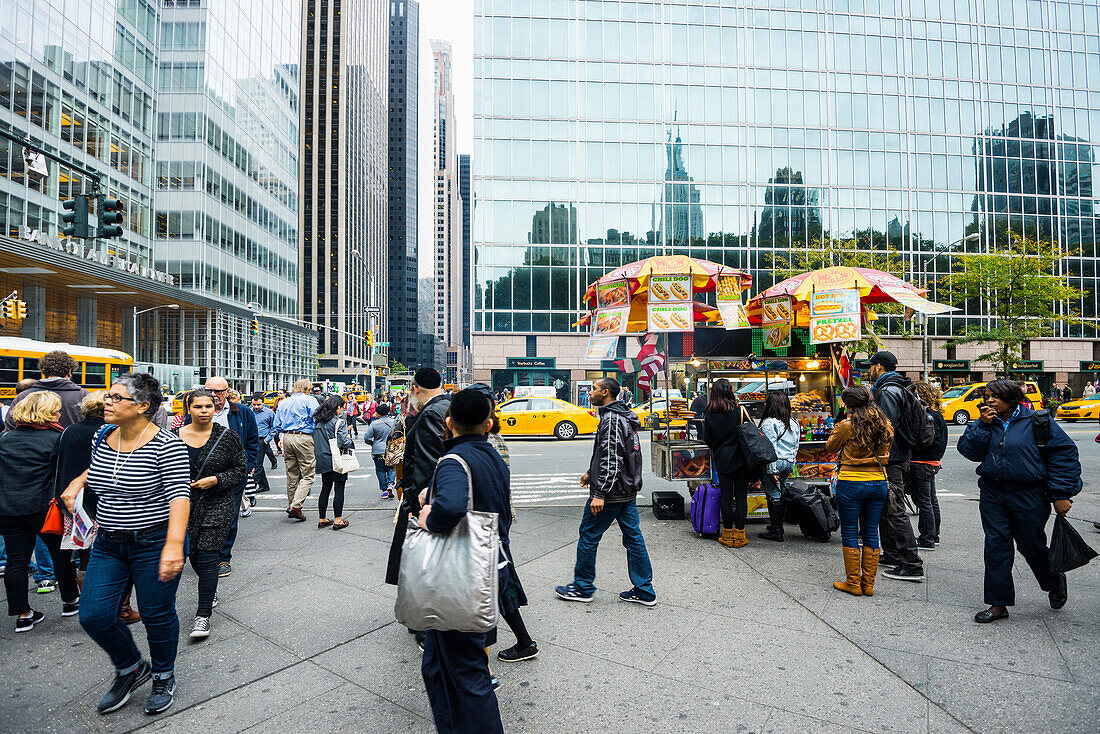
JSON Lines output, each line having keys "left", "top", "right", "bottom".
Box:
{"left": 957, "top": 379, "right": 1080, "bottom": 623}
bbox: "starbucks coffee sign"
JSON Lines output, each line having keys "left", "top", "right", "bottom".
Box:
{"left": 18, "top": 226, "right": 176, "bottom": 286}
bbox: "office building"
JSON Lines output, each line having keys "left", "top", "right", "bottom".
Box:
{"left": 431, "top": 39, "right": 465, "bottom": 383}
{"left": 0, "top": 0, "right": 314, "bottom": 392}
{"left": 459, "top": 152, "right": 472, "bottom": 353}
{"left": 388, "top": 0, "right": 422, "bottom": 369}
{"left": 472, "top": 1, "right": 1100, "bottom": 397}
{"left": 300, "top": 0, "right": 389, "bottom": 384}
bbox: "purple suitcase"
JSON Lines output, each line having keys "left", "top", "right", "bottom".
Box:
{"left": 690, "top": 483, "right": 721, "bottom": 535}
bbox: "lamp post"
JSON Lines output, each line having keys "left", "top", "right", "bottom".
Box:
{"left": 132, "top": 304, "right": 180, "bottom": 366}
{"left": 920, "top": 232, "right": 980, "bottom": 380}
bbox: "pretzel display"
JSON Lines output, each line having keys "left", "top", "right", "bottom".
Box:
{"left": 672, "top": 450, "right": 711, "bottom": 478}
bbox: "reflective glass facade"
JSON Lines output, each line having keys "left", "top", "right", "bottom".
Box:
{"left": 473, "top": 0, "right": 1100, "bottom": 340}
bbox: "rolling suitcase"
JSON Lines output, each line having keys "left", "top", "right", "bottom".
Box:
{"left": 690, "top": 483, "right": 721, "bottom": 536}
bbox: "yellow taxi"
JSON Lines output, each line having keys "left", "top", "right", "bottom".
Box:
{"left": 941, "top": 381, "right": 1043, "bottom": 425}
{"left": 1053, "top": 395, "right": 1100, "bottom": 422}
{"left": 633, "top": 399, "right": 689, "bottom": 428}
{"left": 171, "top": 391, "right": 187, "bottom": 414}
{"left": 496, "top": 397, "right": 599, "bottom": 439}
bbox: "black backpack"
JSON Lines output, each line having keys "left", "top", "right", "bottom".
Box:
{"left": 875, "top": 379, "right": 935, "bottom": 451}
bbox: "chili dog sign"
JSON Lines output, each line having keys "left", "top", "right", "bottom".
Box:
{"left": 648, "top": 274, "right": 692, "bottom": 303}
{"left": 646, "top": 273, "right": 693, "bottom": 332}
{"left": 647, "top": 303, "right": 693, "bottom": 332}
{"left": 809, "top": 289, "right": 861, "bottom": 344}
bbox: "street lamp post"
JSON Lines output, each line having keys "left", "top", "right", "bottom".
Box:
{"left": 919, "top": 232, "right": 980, "bottom": 380}
{"left": 132, "top": 304, "right": 180, "bottom": 366}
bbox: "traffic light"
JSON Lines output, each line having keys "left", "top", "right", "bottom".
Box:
{"left": 97, "top": 196, "right": 125, "bottom": 238}
{"left": 366, "top": 330, "right": 374, "bottom": 350}
{"left": 61, "top": 194, "right": 91, "bottom": 239}
{"left": 16, "top": 300, "right": 26, "bottom": 319}
{"left": 250, "top": 318, "right": 259, "bottom": 336}
{"left": 2, "top": 300, "right": 15, "bottom": 320}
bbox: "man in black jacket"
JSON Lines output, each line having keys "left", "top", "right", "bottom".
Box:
{"left": 556, "top": 377, "right": 655, "bottom": 605}
{"left": 868, "top": 351, "right": 925, "bottom": 582}
{"left": 385, "top": 368, "right": 450, "bottom": 587}
{"left": 4, "top": 350, "right": 88, "bottom": 430}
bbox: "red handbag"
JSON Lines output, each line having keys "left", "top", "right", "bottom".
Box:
{"left": 41, "top": 499, "right": 64, "bottom": 535}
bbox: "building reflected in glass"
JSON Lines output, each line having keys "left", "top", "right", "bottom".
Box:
{"left": 471, "top": 0, "right": 1100, "bottom": 393}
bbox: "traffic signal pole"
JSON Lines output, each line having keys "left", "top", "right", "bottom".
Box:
{"left": 0, "top": 128, "right": 102, "bottom": 193}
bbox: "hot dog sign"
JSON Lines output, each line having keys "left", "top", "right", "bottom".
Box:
{"left": 647, "top": 303, "right": 693, "bottom": 332}
{"left": 647, "top": 273, "right": 693, "bottom": 332}
{"left": 809, "top": 289, "right": 861, "bottom": 344}
{"left": 647, "top": 274, "right": 692, "bottom": 302}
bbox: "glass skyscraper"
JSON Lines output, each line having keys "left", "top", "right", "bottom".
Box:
{"left": 472, "top": 0, "right": 1100, "bottom": 394}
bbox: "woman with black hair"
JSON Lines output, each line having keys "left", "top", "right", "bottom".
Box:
{"left": 958, "top": 379, "right": 1081, "bottom": 623}
{"left": 827, "top": 386, "right": 893, "bottom": 596}
{"left": 313, "top": 395, "right": 355, "bottom": 529}
{"left": 757, "top": 390, "right": 800, "bottom": 541}
{"left": 701, "top": 379, "right": 751, "bottom": 547}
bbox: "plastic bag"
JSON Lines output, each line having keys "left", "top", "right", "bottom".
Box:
{"left": 1049, "top": 515, "right": 1098, "bottom": 574}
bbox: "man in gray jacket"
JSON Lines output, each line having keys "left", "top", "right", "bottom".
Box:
{"left": 868, "top": 351, "right": 925, "bottom": 582}
{"left": 4, "top": 351, "right": 87, "bottom": 430}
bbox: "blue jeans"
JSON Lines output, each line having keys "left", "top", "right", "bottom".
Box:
{"left": 572, "top": 498, "right": 655, "bottom": 600}
{"left": 79, "top": 526, "right": 181, "bottom": 678}
{"left": 32, "top": 536, "right": 56, "bottom": 581}
{"left": 835, "top": 480, "right": 888, "bottom": 550}
{"left": 372, "top": 456, "right": 395, "bottom": 493}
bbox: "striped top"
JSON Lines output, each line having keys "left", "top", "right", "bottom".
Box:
{"left": 86, "top": 427, "right": 191, "bottom": 530}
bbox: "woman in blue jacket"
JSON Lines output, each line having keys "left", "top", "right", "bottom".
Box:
{"left": 957, "top": 380, "right": 1080, "bottom": 624}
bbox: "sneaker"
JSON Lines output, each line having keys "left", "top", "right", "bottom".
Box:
{"left": 97, "top": 660, "right": 151, "bottom": 714}
{"left": 36, "top": 579, "right": 57, "bottom": 594}
{"left": 189, "top": 616, "right": 211, "bottom": 639}
{"left": 248, "top": 495, "right": 257, "bottom": 507}
{"left": 416, "top": 630, "right": 426, "bottom": 652}
{"left": 882, "top": 566, "right": 925, "bottom": 582}
{"left": 15, "top": 610, "right": 45, "bottom": 633}
{"left": 917, "top": 542, "right": 936, "bottom": 552}
{"left": 218, "top": 562, "right": 232, "bottom": 578}
{"left": 144, "top": 676, "right": 175, "bottom": 715}
{"left": 491, "top": 676, "right": 501, "bottom": 691}
{"left": 0, "top": 564, "right": 6, "bottom": 577}
{"left": 555, "top": 584, "right": 594, "bottom": 603}
{"left": 879, "top": 554, "right": 901, "bottom": 568}
{"left": 212, "top": 592, "right": 219, "bottom": 609}
{"left": 497, "top": 641, "right": 539, "bottom": 662}
{"left": 381, "top": 490, "right": 394, "bottom": 500}
{"left": 239, "top": 505, "right": 252, "bottom": 517}
{"left": 619, "top": 589, "right": 657, "bottom": 606}
{"left": 62, "top": 598, "right": 80, "bottom": 617}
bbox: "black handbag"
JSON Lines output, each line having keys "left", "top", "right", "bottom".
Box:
{"left": 736, "top": 407, "right": 779, "bottom": 470}
{"left": 1049, "top": 515, "right": 1098, "bottom": 574}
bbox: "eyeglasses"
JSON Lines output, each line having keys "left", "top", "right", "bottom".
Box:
{"left": 104, "top": 393, "right": 136, "bottom": 404}
{"left": 209, "top": 388, "right": 228, "bottom": 394}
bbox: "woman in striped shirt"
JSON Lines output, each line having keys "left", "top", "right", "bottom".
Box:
{"left": 61, "top": 373, "right": 191, "bottom": 717}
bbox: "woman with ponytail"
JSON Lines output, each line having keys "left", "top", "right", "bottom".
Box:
{"left": 825, "top": 385, "right": 894, "bottom": 596}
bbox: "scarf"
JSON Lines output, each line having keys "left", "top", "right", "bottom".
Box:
{"left": 17, "top": 421, "right": 65, "bottom": 432}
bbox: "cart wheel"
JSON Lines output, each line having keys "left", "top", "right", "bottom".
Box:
{"left": 554, "top": 421, "right": 578, "bottom": 440}
{"left": 953, "top": 411, "right": 970, "bottom": 426}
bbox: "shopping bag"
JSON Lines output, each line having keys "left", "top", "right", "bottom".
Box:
{"left": 395, "top": 454, "right": 500, "bottom": 633}
{"left": 331, "top": 419, "right": 360, "bottom": 474}
{"left": 1049, "top": 515, "right": 1098, "bottom": 574}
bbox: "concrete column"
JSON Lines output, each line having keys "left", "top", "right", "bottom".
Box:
{"left": 21, "top": 282, "right": 45, "bottom": 341}
{"left": 77, "top": 296, "right": 97, "bottom": 346}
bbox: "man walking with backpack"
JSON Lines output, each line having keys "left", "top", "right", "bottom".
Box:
{"left": 867, "top": 351, "right": 926, "bottom": 582}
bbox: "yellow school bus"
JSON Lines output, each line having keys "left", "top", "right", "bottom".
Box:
{"left": 0, "top": 337, "right": 134, "bottom": 399}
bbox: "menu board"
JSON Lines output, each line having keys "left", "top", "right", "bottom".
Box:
{"left": 597, "top": 279, "right": 630, "bottom": 309}
{"left": 761, "top": 295, "right": 793, "bottom": 326}
{"left": 647, "top": 302, "right": 694, "bottom": 332}
{"left": 763, "top": 324, "right": 792, "bottom": 349}
{"left": 809, "top": 288, "right": 861, "bottom": 344}
{"left": 648, "top": 274, "right": 692, "bottom": 303}
{"left": 584, "top": 335, "right": 619, "bottom": 361}
{"left": 593, "top": 307, "right": 630, "bottom": 335}
{"left": 718, "top": 302, "right": 750, "bottom": 330}
{"left": 715, "top": 273, "right": 742, "bottom": 303}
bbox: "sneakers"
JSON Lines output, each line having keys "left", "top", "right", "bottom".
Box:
{"left": 240, "top": 504, "right": 252, "bottom": 517}
{"left": 490, "top": 676, "right": 501, "bottom": 691}
{"left": 380, "top": 490, "right": 394, "bottom": 500}
{"left": 917, "top": 542, "right": 936, "bottom": 552}
{"left": 62, "top": 598, "right": 80, "bottom": 617}
{"left": 189, "top": 616, "right": 211, "bottom": 639}
{"left": 212, "top": 591, "right": 219, "bottom": 609}
{"left": 554, "top": 584, "right": 594, "bottom": 603}
{"left": 97, "top": 660, "right": 151, "bottom": 714}
{"left": 497, "top": 642, "right": 539, "bottom": 662}
{"left": 145, "top": 676, "right": 175, "bottom": 715}
{"left": 15, "top": 610, "right": 45, "bottom": 633}
{"left": 882, "top": 566, "right": 926, "bottom": 582}
{"left": 618, "top": 589, "right": 657, "bottom": 606}
{"left": 0, "top": 564, "right": 6, "bottom": 577}
{"left": 416, "top": 630, "right": 426, "bottom": 652}
{"left": 218, "top": 562, "right": 232, "bottom": 578}
{"left": 36, "top": 579, "right": 57, "bottom": 594}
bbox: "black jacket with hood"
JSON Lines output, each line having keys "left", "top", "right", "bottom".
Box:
{"left": 871, "top": 371, "right": 914, "bottom": 463}
{"left": 588, "top": 400, "right": 643, "bottom": 503}
{"left": 5, "top": 377, "right": 88, "bottom": 431}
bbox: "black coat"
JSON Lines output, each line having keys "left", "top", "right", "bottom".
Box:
{"left": 0, "top": 426, "right": 61, "bottom": 516}
{"left": 702, "top": 409, "right": 749, "bottom": 475}
{"left": 55, "top": 416, "right": 105, "bottom": 518}
{"left": 179, "top": 424, "right": 247, "bottom": 552}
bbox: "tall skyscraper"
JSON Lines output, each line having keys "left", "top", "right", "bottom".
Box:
{"left": 431, "top": 39, "right": 464, "bottom": 383}
{"left": 300, "top": 0, "right": 389, "bottom": 384}
{"left": 472, "top": 1, "right": 1100, "bottom": 397}
{"left": 458, "top": 153, "right": 472, "bottom": 352}
{"left": 388, "top": 0, "right": 421, "bottom": 370}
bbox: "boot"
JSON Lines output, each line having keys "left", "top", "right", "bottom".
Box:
{"left": 833, "top": 547, "right": 863, "bottom": 595}
{"left": 732, "top": 528, "right": 748, "bottom": 548}
{"left": 860, "top": 546, "right": 881, "bottom": 596}
{"left": 718, "top": 528, "right": 735, "bottom": 547}
{"left": 119, "top": 596, "right": 141, "bottom": 625}
{"left": 758, "top": 499, "right": 785, "bottom": 541}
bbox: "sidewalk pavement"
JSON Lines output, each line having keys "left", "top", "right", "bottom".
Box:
{"left": 2, "top": 487, "right": 1098, "bottom": 734}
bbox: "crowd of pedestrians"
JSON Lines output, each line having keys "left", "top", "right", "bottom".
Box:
{"left": 0, "top": 347, "right": 1088, "bottom": 732}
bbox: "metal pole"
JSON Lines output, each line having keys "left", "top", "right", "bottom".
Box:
{"left": 132, "top": 306, "right": 138, "bottom": 364}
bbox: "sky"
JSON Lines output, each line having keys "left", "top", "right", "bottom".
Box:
{"left": 417, "top": 0, "right": 474, "bottom": 277}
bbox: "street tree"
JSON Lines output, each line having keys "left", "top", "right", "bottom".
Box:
{"left": 939, "top": 232, "right": 1084, "bottom": 374}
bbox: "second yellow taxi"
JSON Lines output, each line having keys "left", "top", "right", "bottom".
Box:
{"left": 496, "top": 397, "right": 599, "bottom": 439}
{"left": 632, "top": 398, "right": 689, "bottom": 428}
{"left": 940, "top": 381, "right": 1043, "bottom": 425}
{"left": 1053, "top": 395, "right": 1100, "bottom": 422}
